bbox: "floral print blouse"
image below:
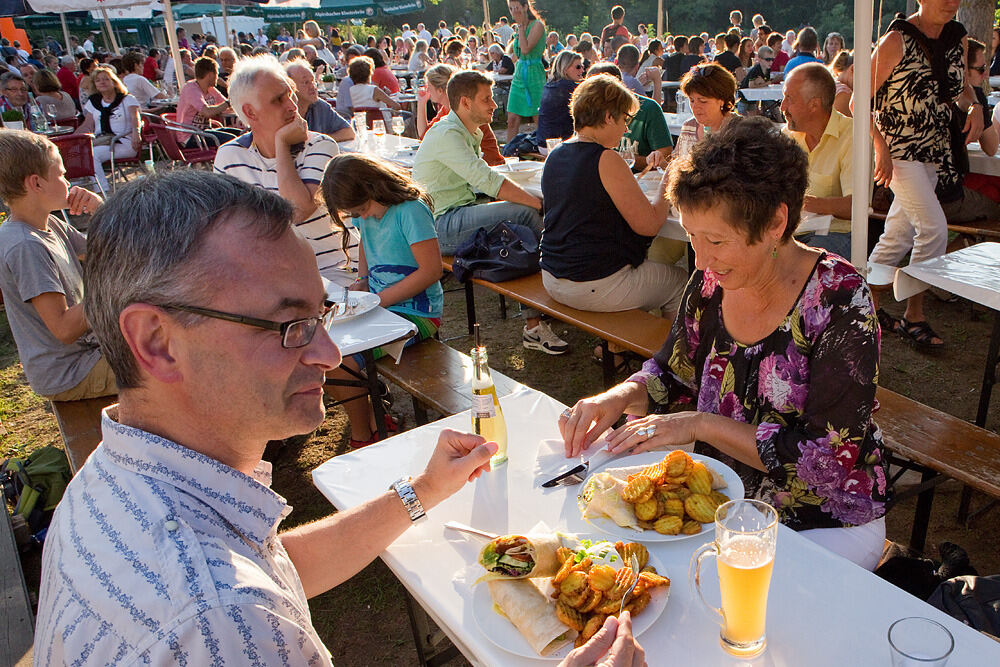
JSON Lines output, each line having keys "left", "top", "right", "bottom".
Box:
{"left": 628, "top": 253, "right": 893, "bottom": 530}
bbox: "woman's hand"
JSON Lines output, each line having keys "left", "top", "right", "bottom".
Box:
{"left": 872, "top": 138, "right": 892, "bottom": 187}
{"left": 605, "top": 412, "right": 701, "bottom": 456}
{"left": 130, "top": 129, "right": 141, "bottom": 152}
{"left": 559, "top": 385, "right": 641, "bottom": 457}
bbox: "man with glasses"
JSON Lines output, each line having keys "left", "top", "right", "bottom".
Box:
{"left": 0, "top": 73, "right": 33, "bottom": 129}
{"left": 31, "top": 170, "right": 500, "bottom": 664}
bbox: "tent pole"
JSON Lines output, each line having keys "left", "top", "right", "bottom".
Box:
{"left": 221, "top": 0, "right": 230, "bottom": 47}
{"left": 59, "top": 13, "right": 72, "bottom": 58}
{"left": 657, "top": 0, "right": 663, "bottom": 38}
{"left": 161, "top": 0, "right": 185, "bottom": 87}
{"left": 482, "top": 0, "right": 490, "bottom": 28}
{"left": 100, "top": 8, "right": 120, "bottom": 54}
{"left": 850, "top": 0, "right": 874, "bottom": 271}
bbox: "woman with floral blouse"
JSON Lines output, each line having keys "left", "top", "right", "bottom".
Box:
{"left": 558, "top": 117, "right": 892, "bottom": 570}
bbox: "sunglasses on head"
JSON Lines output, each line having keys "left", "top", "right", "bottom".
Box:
{"left": 762, "top": 57, "right": 774, "bottom": 62}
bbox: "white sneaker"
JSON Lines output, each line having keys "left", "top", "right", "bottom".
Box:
{"left": 522, "top": 322, "right": 569, "bottom": 355}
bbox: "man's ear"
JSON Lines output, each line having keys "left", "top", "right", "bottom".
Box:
{"left": 241, "top": 102, "right": 258, "bottom": 124}
{"left": 118, "top": 304, "right": 184, "bottom": 384}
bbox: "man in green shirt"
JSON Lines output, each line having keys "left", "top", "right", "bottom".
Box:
{"left": 587, "top": 63, "right": 673, "bottom": 171}
{"left": 412, "top": 71, "right": 567, "bottom": 355}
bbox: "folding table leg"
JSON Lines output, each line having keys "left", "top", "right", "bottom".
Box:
{"left": 464, "top": 281, "right": 477, "bottom": 335}
{"left": 910, "top": 469, "right": 937, "bottom": 553}
{"left": 601, "top": 340, "right": 614, "bottom": 389}
{"left": 363, "top": 349, "right": 388, "bottom": 441}
{"left": 957, "top": 310, "right": 1000, "bottom": 524}
{"left": 402, "top": 589, "right": 460, "bottom": 667}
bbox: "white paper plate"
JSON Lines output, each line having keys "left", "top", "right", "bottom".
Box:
{"left": 472, "top": 550, "right": 670, "bottom": 660}
{"left": 577, "top": 451, "right": 745, "bottom": 543}
{"left": 328, "top": 290, "right": 380, "bottom": 323}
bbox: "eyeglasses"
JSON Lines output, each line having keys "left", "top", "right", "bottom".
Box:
{"left": 623, "top": 111, "right": 637, "bottom": 124}
{"left": 761, "top": 57, "right": 775, "bottom": 62}
{"left": 164, "top": 303, "right": 334, "bottom": 349}
{"left": 970, "top": 65, "right": 987, "bottom": 74}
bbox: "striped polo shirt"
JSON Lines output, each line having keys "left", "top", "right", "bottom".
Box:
{"left": 34, "top": 408, "right": 333, "bottom": 666}
{"left": 214, "top": 131, "right": 359, "bottom": 287}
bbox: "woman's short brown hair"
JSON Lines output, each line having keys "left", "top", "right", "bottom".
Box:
{"left": 570, "top": 73, "right": 638, "bottom": 131}
{"left": 33, "top": 68, "right": 62, "bottom": 94}
{"left": 348, "top": 56, "right": 374, "bottom": 83}
{"left": 667, "top": 117, "right": 808, "bottom": 244}
{"left": 680, "top": 62, "right": 737, "bottom": 113}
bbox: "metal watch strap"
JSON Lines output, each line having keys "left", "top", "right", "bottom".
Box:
{"left": 390, "top": 477, "right": 426, "bottom": 522}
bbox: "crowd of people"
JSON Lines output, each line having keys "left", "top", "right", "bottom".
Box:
{"left": 1, "top": 2, "right": 999, "bottom": 664}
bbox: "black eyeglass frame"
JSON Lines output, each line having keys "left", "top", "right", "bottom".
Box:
{"left": 164, "top": 303, "right": 334, "bottom": 349}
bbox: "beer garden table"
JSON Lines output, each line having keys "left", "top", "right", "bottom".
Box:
{"left": 312, "top": 386, "right": 1000, "bottom": 666}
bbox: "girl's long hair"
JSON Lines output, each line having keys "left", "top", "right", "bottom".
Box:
{"left": 320, "top": 153, "right": 434, "bottom": 247}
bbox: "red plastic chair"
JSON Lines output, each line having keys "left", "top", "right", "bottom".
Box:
{"left": 49, "top": 134, "right": 105, "bottom": 196}
{"left": 143, "top": 114, "right": 217, "bottom": 168}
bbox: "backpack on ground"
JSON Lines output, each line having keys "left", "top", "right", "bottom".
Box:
{"left": 1, "top": 445, "right": 72, "bottom": 534}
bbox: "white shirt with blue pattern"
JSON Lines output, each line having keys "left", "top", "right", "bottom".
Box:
{"left": 34, "top": 408, "right": 332, "bottom": 666}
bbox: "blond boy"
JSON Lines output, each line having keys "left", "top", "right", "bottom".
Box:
{"left": 0, "top": 130, "right": 114, "bottom": 400}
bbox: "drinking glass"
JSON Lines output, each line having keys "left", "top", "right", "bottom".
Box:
{"left": 44, "top": 103, "right": 58, "bottom": 128}
{"left": 391, "top": 114, "right": 406, "bottom": 139}
{"left": 888, "top": 617, "right": 954, "bottom": 666}
{"left": 545, "top": 138, "right": 561, "bottom": 156}
{"left": 617, "top": 139, "right": 636, "bottom": 170}
{"left": 372, "top": 119, "right": 386, "bottom": 153}
{"left": 690, "top": 499, "right": 778, "bottom": 658}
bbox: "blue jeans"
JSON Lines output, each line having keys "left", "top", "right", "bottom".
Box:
{"left": 800, "top": 232, "right": 852, "bottom": 260}
{"left": 435, "top": 200, "right": 543, "bottom": 256}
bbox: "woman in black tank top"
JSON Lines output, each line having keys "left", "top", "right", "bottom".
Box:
{"left": 539, "top": 74, "right": 687, "bottom": 319}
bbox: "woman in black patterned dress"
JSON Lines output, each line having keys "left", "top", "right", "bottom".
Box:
{"left": 865, "top": 0, "right": 984, "bottom": 349}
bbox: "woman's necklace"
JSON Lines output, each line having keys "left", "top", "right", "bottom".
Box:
{"left": 576, "top": 132, "right": 601, "bottom": 144}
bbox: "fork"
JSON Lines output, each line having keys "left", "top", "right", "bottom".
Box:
{"left": 618, "top": 552, "right": 641, "bottom": 615}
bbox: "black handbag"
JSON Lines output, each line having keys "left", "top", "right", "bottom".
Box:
{"left": 452, "top": 222, "right": 540, "bottom": 283}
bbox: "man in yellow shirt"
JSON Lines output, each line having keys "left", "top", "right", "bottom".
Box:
{"left": 781, "top": 63, "right": 853, "bottom": 258}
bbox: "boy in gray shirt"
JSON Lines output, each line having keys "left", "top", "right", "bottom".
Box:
{"left": 0, "top": 130, "right": 114, "bottom": 400}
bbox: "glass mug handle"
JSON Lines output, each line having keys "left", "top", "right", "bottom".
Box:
{"left": 690, "top": 540, "right": 724, "bottom": 624}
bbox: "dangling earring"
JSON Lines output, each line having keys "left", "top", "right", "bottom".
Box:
{"left": 771, "top": 245, "right": 778, "bottom": 259}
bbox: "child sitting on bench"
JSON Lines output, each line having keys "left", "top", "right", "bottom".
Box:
{"left": 0, "top": 130, "right": 116, "bottom": 401}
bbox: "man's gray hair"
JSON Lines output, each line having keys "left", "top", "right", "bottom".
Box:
{"left": 488, "top": 43, "right": 503, "bottom": 57}
{"left": 791, "top": 62, "right": 835, "bottom": 112}
{"left": 60, "top": 55, "right": 75, "bottom": 67}
{"left": 84, "top": 171, "right": 293, "bottom": 389}
{"left": 228, "top": 54, "right": 291, "bottom": 125}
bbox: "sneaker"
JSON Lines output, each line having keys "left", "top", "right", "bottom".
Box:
{"left": 522, "top": 322, "right": 569, "bottom": 355}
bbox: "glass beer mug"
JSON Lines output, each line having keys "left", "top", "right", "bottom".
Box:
{"left": 690, "top": 499, "right": 778, "bottom": 658}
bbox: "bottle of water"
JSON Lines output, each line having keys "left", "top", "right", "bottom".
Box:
{"left": 28, "top": 94, "right": 47, "bottom": 132}
{"left": 675, "top": 91, "right": 689, "bottom": 115}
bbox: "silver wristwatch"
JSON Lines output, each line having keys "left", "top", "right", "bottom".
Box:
{"left": 390, "top": 477, "right": 426, "bottom": 523}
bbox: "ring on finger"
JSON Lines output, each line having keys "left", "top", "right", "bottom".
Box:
{"left": 635, "top": 427, "right": 649, "bottom": 439}
{"left": 560, "top": 408, "right": 572, "bottom": 420}
{"left": 646, "top": 424, "right": 656, "bottom": 437}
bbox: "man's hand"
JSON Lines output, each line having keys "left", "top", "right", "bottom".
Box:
{"left": 802, "top": 194, "right": 821, "bottom": 214}
{"left": 645, "top": 150, "right": 667, "bottom": 170}
{"left": 413, "top": 429, "right": 498, "bottom": 509}
{"left": 274, "top": 114, "right": 308, "bottom": 151}
{"left": 559, "top": 613, "right": 646, "bottom": 667}
{"left": 66, "top": 186, "right": 103, "bottom": 215}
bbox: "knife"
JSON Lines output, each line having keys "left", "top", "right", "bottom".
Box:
{"left": 541, "top": 447, "right": 618, "bottom": 488}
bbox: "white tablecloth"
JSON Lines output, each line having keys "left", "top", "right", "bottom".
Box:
{"left": 664, "top": 111, "right": 692, "bottom": 135}
{"left": 894, "top": 242, "right": 1000, "bottom": 307}
{"left": 967, "top": 142, "right": 1000, "bottom": 177}
{"left": 325, "top": 305, "right": 417, "bottom": 357}
{"left": 312, "top": 386, "right": 998, "bottom": 666}
{"left": 739, "top": 85, "right": 783, "bottom": 102}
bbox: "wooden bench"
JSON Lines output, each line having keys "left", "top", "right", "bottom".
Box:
{"left": 51, "top": 396, "right": 117, "bottom": 474}
{"left": 875, "top": 386, "right": 1000, "bottom": 552}
{"left": 2, "top": 505, "right": 33, "bottom": 667}
{"left": 441, "top": 259, "right": 672, "bottom": 387}
{"left": 376, "top": 338, "right": 522, "bottom": 425}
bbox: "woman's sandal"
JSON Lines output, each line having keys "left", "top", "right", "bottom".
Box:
{"left": 876, "top": 308, "right": 903, "bottom": 335}
{"left": 899, "top": 318, "right": 944, "bottom": 350}
{"left": 592, "top": 346, "right": 634, "bottom": 375}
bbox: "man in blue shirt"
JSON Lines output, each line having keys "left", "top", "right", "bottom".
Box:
{"left": 286, "top": 60, "right": 355, "bottom": 141}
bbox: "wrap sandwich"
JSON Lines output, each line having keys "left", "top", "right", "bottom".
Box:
{"left": 580, "top": 463, "right": 729, "bottom": 529}
{"left": 487, "top": 579, "right": 578, "bottom": 656}
{"left": 477, "top": 533, "right": 570, "bottom": 581}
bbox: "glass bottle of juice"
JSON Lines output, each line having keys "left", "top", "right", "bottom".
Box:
{"left": 471, "top": 325, "right": 507, "bottom": 466}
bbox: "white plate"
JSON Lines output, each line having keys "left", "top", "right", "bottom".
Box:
{"left": 472, "top": 550, "right": 670, "bottom": 661}
{"left": 577, "top": 451, "right": 745, "bottom": 543}
{"left": 328, "top": 290, "right": 380, "bottom": 323}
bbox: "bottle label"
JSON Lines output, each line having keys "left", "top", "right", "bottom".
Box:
{"left": 472, "top": 393, "right": 495, "bottom": 419}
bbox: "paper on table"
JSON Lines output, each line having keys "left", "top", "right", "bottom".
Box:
{"left": 533, "top": 438, "right": 616, "bottom": 489}
{"left": 796, "top": 213, "right": 833, "bottom": 236}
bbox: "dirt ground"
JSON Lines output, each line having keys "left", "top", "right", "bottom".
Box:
{"left": 3, "top": 259, "right": 999, "bottom": 666}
